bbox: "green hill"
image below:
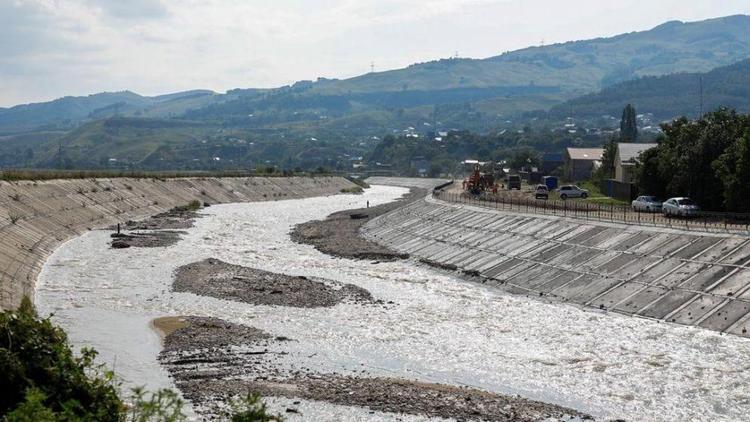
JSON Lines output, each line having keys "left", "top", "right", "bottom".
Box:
{"left": 550, "top": 58, "right": 750, "bottom": 120}
{"left": 0, "top": 90, "right": 227, "bottom": 134}
{"left": 310, "top": 15, "right": 750, "bottom": 96}
{"left": 3, "top": 15, "right": 750, "bottom": 136}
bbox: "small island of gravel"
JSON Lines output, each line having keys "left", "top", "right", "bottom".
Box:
{"left": 290, "top": 188, "right": 426, "bottom": 261}
{"left": 172, "top": 258, "right": 374, "bottom": 308}
{"left": 158, "top": 316, "right": 592, "bottom": 421}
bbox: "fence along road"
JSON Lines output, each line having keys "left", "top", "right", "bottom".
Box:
{"left": 362, "top": 186, "right": 750, "bottom": 338}
{"left": 434, "top": 188, "right": 750, "bottom": 236}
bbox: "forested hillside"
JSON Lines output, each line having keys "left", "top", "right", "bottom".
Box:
{"left": 550, "top": 58, "right": 750, "bottom": 120}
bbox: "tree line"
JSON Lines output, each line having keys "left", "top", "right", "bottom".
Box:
{"left": 635, "top": 109, "right": 750, "bottom": 212}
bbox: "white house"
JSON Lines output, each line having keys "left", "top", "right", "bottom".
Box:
{"left": 614, "top": 143, "right": 658, "bottom": 183}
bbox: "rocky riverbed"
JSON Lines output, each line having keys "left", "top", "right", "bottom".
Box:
{"left": 109, "top": 203, "right": 205, "bottom": 248}
{"left": 159, "top": 316, "right": 590, "bottom": 421}
{"left": 38, "top": 184, "right": 750, "bottom": 422}
{"left": 290, "top": 188, "right": 426, "bottom": 261}
{"left": 173, "top": 258, "right": 375, "bottom": 308}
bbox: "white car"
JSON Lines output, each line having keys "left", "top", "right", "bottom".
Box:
{"left": 631, "top": 196, "right": 662, "bottom": 212}
{"left": 662, "top": 197, "right": 700, "bottom": 217}
{"left": 558, "top": 185, "right": 589, "bottom": 200}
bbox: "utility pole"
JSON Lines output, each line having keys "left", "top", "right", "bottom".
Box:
{"left": 699, "top": 75, "right": 704, "bottom": 118}
{"left": 370, "top": 61, "right": 375, "bottom": 73}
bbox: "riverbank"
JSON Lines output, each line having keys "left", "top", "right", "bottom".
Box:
{"left": 36, "top": 184, "right": 750, "bottom": 421}
{"left": 0, "top": 176, "right": 354, "bottom": 309}
{"left": 290, "top": 188, "right": 426, "bottom": 261}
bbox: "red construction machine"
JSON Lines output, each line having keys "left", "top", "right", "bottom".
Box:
{"left": 462, "top": 164, "right": 497, "bottom": 195}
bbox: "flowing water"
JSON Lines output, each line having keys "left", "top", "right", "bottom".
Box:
{"left": 36, "top": 185, "right": 750, "bottom": 421}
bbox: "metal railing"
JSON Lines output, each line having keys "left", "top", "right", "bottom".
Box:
{"left": 432, "top": 190, "right": 750, "bottom": 235}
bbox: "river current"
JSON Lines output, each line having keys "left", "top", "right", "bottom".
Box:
{"left": 36, "top": 185, "right": 750, "bottom": 421}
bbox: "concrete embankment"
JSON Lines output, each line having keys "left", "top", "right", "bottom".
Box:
{"left": 0, "top": 176, "right": 354, "bottom": 310}
{"left": 362, "top": 194, "right": 750, "bottom": 338}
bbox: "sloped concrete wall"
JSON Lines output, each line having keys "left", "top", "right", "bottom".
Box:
{"left": 0, "top": 176, "right": 353, "bottom": 310}
{"left": 362, "top": 197, "right": 750, "bottom": 337}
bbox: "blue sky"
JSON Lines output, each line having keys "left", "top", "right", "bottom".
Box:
{"left": 1, "top": 0, "right": 749, "bottom": 106}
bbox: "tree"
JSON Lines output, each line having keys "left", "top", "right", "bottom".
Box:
{"left": 713, "top": 130, "right": 750, "bottom": 211}
{"left": 593, "top": 137, "right": 617, "bottom": 181}
{"left": 507, "top": 148, "right": 541, "bottom": 171}
{"left": 620, "top": 104, "right": 638, "bottom": 142}
{"left": 634, "top": 109, "right": 750, "bottom": 211}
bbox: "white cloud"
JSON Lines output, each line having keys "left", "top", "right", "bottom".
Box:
{"left": 0, "top": 0, "right": 749, "bottom": 106}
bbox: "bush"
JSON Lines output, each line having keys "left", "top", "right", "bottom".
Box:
{"left": 340, "top": 186, "right": 364, "bottom": 194}
{"left": 0, "top": 299, "right": 278, "bottom": 421}
{"left": 0, "top": 298, "right": 124, "bottom": 420}
{"left": 170, "top": 200, "right": 202, "bottom": 213}
{"left": 226, "top": 394, "right": 283, "bottom": 422}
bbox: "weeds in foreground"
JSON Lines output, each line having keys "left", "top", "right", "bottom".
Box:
{"left": 1, "top": 298, "right": 281, "bottom": 421}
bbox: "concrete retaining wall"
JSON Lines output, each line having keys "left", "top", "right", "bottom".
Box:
{"left": 362, "top": 196, "right": 750, "bottom": 337}
{"left": 0, "top": 176, "right": 354, "bottom": 310}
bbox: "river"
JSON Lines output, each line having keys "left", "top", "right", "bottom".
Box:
{"left": 36, "top": 185, "right": 750, "bottom": 421}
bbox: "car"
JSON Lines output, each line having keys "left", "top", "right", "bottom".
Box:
{"left": 558, "top": 185, "right": 588, "bottom": 200}
{"left": 631, "top": 196, "right": 662, "bottom": 212}
{"left": 534, "top": 184, "right": 549, "bottom": 199}
{"left": 662, "top": 197, "right": 700, "bottom": 217}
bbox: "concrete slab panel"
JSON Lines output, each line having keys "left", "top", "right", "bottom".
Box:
{"left": 679, "top": 265, "right": 735, "bottom": 292}
{"left": 536, "top": 271, "right": 582, "bottom": 293}
{"left": 531, "top": 244, "right": 571, "bottom": 262}
{"left": 672, "top": 236, "right": 723, "bottom": 260}
{"left": 721, "top": 242, "right": 750, "bottom": 266}
{"left": 483, "top": 259, "right": 525, "bottom": 278}
{"left": 655, "top": 262, "right": 707, "bottom": 289}
{"left": 556, "top": 276, "right": 620, "bottom": 303}
{"left": 597, "top": 253, "right": 640, "bottom": 275}
{"left": 692, "top": 238, "right": 748, "bottom": 263}
{"left": 698, "top": 300, "right": 750, "bottom": 332}
{"left": 613, "top": 232, "right": 656, "bottom": 252}
{"left": 525, "top": 268, "right": 568, "bottom": 290}
{"left": 630, "top": 259, "right": 685, "bottom": 284}
{"left": 639, "top": 290, "right": 697, "bottom": 320}
{"left": 566, "top": 248, "right": 605, "bottom": 267}
{"left": 614, "top": 286, "right": 669, "bottom": 314}
{"left": 669, "top": 295, "right": 725, "bottom": 326}
{"left": 611, "top": 256, "right": 661, "bottom": 281}
{"left": 566, "top": 226, "right": 609, "bottom": 245}
{"left": 653, "top": 235, "right": 697, "bottom": 257}
{"left": 590, "top": 282, "right": 646, "bottom": 310}
{"left": 580, "top": 228, "right": 621, "bottom": 247}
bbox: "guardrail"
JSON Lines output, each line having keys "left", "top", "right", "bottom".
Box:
{"left": 432, "top": 190, "right": 750, "bottom": 235}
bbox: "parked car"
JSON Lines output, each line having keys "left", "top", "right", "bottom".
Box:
{"left": 662, "top": 197, "right": 700, "bottom": 217}
{"left": 506, "top": 174, "right": 521, "bottom": 190}
{"left": 535, "top": 184, "right": 549, "bottom": 199}
{"left": 631, "top": 196, "right": 662, "bottom": 212}
{"left": 558, "top": 185, "right": 589, "bottom": 200}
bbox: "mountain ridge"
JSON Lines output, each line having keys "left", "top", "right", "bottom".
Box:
{"left": 1, "top": 14, "right": 750, "bottom": 135}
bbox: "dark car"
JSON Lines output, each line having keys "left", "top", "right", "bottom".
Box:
{"left": 506, "top": 175, "right": 521, "bottom": 190}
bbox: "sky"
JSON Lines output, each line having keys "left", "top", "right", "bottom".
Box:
{"left": 1, "top": 0, "right": 750, "bottom": 107}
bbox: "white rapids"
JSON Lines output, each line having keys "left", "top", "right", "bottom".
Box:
{"left": 36, "top": 185, "right": 750, "bottom": 421}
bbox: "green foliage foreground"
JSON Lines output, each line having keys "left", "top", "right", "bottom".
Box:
{"left": 0, "top": 298, "right": 282, "bottom": 421}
